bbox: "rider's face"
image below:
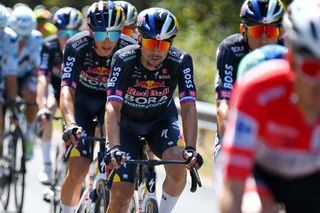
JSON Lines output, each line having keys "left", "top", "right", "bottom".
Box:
{"left": 138, "top": 34, "right": 171, "bottom": 70}
{"left": 93, "top": 31, "right": 120, "bottom": 57}
{"left": 244, "top": 25, "right": 281, "bottom": 50}
{"left": 292, "top": 53, "right": 320, "bottom": 118}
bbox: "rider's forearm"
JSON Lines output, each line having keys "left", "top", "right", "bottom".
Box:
{"left": 5, "top": 75, "right": 18, "bottom": 101}
{"left": 180, "top": 102, "right": 198, "bottom": 148}
{"left": 36, "top": 75, "right": 49, "bottom": 108}
{"left": 106, "top": 102, "right": 121, "bottom": 148}
{"left": 60, "top": 86, "right": 76, "bottom": 126}
{"left": 217, "top": 99, "right": 230, "bottom": 137}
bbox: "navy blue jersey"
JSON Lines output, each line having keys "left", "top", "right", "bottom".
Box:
{"left": 61, "top": 30, "right": 136, "bottom": 98}
{"left": 215, "top": 33, "right": 250, "bottom": 100}
{"left": 107, "top": 45, "right": 196, "bottom": 122}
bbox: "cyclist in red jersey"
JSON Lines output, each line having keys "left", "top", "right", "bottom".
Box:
{"left": 220, "top": 1, "right": 320, "bottom": 212}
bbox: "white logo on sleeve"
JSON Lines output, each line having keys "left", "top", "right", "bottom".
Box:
{"left": 161, "top": 129, "right": 168, "bottom": 138}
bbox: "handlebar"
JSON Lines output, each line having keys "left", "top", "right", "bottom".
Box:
{"left": 105, "top": 158, "right": 202, "bottom": 193}
{"left": 63, "top": 136, "right": 106, "bottom": 162}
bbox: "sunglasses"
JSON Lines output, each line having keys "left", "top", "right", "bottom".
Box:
{"left": 93, "top": 31, "right": 121, "bottom": 42}
{"left": 58, "top": 29, "right": 79, "bottom": 38}
{"left": 295, "top": 56, "right": 320, "bottom": 82}
{"left": 141, "top": 39, "right": 171, "bottom": 51}
{"left": 246, "top": 25, "right": 280, "bottom": 39}
{"left": 122, "top": 28, "right": 134, "bottom": 37}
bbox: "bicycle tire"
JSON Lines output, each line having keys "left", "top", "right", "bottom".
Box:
{"left": 94, "top": 179, "right": 109, "bottom": 213}
{"left": 13, "top": 128, "right": 26, "bottom": 212}
{"left": 0, "top": 133, "right": 14, "bottom": 209}
{"left": 144, "top": 198, "right": 158, "bottom": 213}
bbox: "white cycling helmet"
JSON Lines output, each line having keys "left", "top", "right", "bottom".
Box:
{"left": 53, "top": 7, "right": 83, "bottom": 30}
{"left": 10, "top": 5, "right": 36, "bottom": 37}
{"left": 0, "top": 4, "right": 9, "bottom": 28}
{"left": 114, "top": 1, "right": 138, "bottom": 26}
{"left": 283, "top": 0, "right": 320, "bottom": 58}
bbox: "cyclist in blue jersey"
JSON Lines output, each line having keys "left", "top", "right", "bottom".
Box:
{"left": 237, "top": 44, "right": 287, "bottom": 80}
{"left": 8, "top": 4, "right": 43, "bottom": 160}
{"left": 36, "top": 7, "right": 83, "bottom": 185}
{"left": 105, "top": 8, "right": 203, "bottom": 213}
{"left": 59, "top": 2, "right": 136, "bottom": 212}
{"left": 0, "top": 4, "right": 19, "bottom": 157}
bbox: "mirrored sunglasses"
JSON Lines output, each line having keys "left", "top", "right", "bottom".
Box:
{"left": 58, "top": 29, "right": 79, "bottom": 38}
{"left": 247, "top": 25, "right": 280, "bottom": 39}
{"left": 141, "top": 39, "right": 171, "bottom": 52}
{"left": 93, "top": 31, "right": 121, "bottom": 42}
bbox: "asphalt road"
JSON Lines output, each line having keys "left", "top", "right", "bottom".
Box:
{"left": 1, "top": 131, "right": 218, "bottom": 213}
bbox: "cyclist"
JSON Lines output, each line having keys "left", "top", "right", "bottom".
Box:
{"left": 34, "top": 6, "right": 58, "bottom": 38}
{"left": 8, "top": 4, "right": 43, "bottom": 160}
{"left": 105, "top": 7, "right": 203, "bottom": 213}
{"left": 36, "top": 7, "right": 83, "bottom": 185}
{"left": 220, "top": 0, "right": 320, "bottom": 212}
{"left": 215, "top": 0, "right": 285, "bottom": 158}
{"left": 59, "top": 1, "right": 136, "bottom": 212}
{"left": 115, "top": 1, "right": 138, "bottom": 39}
{"left": 237, "top": 44, "right": 287, "bottom": 80}
{"left": 0, "top": 4, "right": 19, "bottom": 157}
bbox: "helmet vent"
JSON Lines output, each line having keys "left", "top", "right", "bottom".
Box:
{"left": 310, "top": 21, "right": 318, "bottom": 41}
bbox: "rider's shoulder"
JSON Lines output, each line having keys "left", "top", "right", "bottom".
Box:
{"left": 65, "top": 30, "right": 92, "bottom": 51}
{"left": 118, "top": 33, "right": 138, "bottom": 49}
{"left": 3, "top": 27, "right": 18, "bottom": 40}
{"left": 167, "top": 46, "right": 191, "bottom": 64}
{"left": 114, "top": 44, "right": 139, "bottom": 62}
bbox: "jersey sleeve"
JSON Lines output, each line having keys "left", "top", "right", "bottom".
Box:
{"left": 177, "top": 53, "right": 196, "bottom": 105}
{"left": 37, "top": 43, "right": 52, "bottom": 76}
{"left": 106, "top": 53, "right": 128, "bottom": 104}
{"left": 60, "top": 45, "right": 80, "bottom": 89}
{"left": 31, "top": 32, "right": 43, "bottom": 68}
{"left": 2, "top": 33, "right": 19, "bottom": 76}
{"left": 222, "top": 81, "right": 261, "bottom": 182}
{"left": 215, "top": 45, "right": 237, "bottom": 100}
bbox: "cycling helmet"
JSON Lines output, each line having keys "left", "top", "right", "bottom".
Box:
{"left": 137, "top": 7, "right": 178, "bottom": 40}
{"left": 283, "top": 0, "right": 320, "bottom": 58}
{"left": 240, "top": 0, "right": 285, "bottom": 26}
{"left": 53, "top": 7, "right": 83, "bottom": 30}
{"left": 34, "top": 7, "right": 52, "bottom": 22}
{"left": 10, "top": 5, "right": 36, "bottom": 37}
{"left": 0, "top": 4, "right": 9, "bottom": 28}
{"left": 87, "top": 1, "right": 125, "bottom": 32}
{"left": 114, "top": 1, "right": 138, "bottom": 26}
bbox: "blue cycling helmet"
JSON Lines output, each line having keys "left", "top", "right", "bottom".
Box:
{"left": 240, "top": 0, "right": 285, "bottom": 26}
{"left": 137, "top": 7, "right": 178, "bottom": 40}
{"left": 87, "top": 1, "right": 125, "bottom": 32}
{"left": 53, "top": 7, "right": 83, "bottom": 30}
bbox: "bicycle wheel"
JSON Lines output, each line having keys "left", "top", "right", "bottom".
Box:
{"left": 13, "top": 128, "right": 26, "bottom": 212}
{"left": 94, "top": 179, "right": 109, "bottom": 213}
{"left": 144, "top": 198, "right": 158, "bottom": 213}
{"left": 0, "top": 133, "right": 14, "bottom": 210}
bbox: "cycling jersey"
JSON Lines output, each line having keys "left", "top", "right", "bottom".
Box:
{"left": 0, "top": 27, "right": 18, "bottom": 96}
{"left": 38, "top": 35, "right": 63, "bottom": 100}
{"left": 215, "top": 33, "right": 250, "bottom": 100}
{"left": 237, "top": 44, "right": 287, "bottom": 80}
{"left": 61, "top": 31, "right": 137, "bottom": 98}
{"left": 14, "top": 30, "right": 43, "bottom": 77}
{"left": 223, "top": 59, "right": 320, "bottom": 181}
{"left": 107, "top": 45, "right": 196, "bottom": 122}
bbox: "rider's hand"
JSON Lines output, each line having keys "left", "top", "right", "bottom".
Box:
{"left": 62, "top": 123, "right": 82, "bottom": 146}
{"left": 105, "top": 145, "right": 126, "bottom": 169}
{"left": 182, "top": 146, "right": 203, "bottom": 170}
{"left": 35, "top": 108, "right": 52, "bottom": 137}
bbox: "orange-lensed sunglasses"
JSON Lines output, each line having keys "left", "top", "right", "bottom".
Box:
{"left": 141, "top": 39, "right": 171, "bottom": 51}
{"left": 246, "top": 25, "right": 280, "bottom": 39}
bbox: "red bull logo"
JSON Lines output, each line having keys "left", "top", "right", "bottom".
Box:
{"left": 87, "top": 67, "right": 110, "bottom": 75}
{"left": 134, "top": 80, "right": 165, "bottom": 89}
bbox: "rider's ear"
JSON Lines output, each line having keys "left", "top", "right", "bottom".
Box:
{"left": 240, "top": 24, "right": 246, "bottom": 33}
